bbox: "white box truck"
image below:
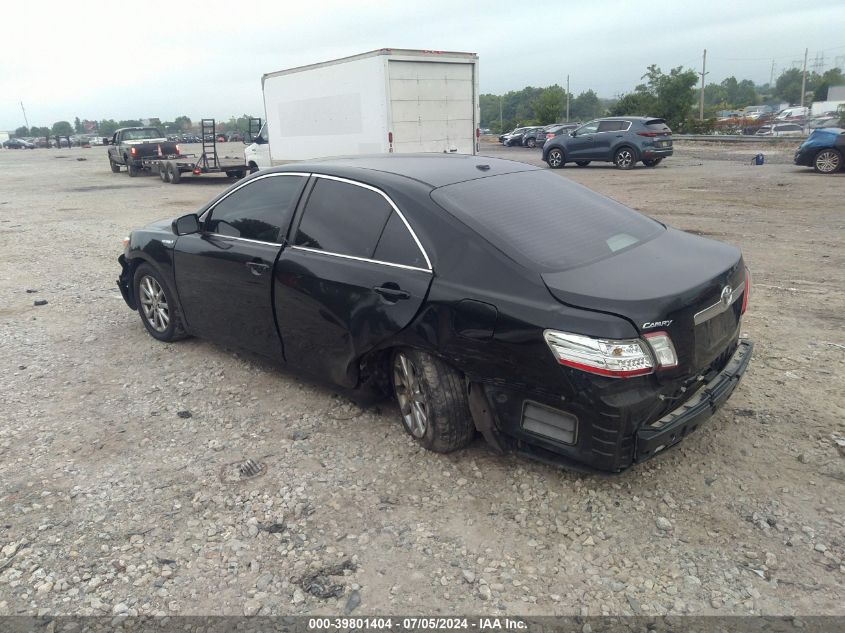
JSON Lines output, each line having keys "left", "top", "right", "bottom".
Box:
{"left": 244, "top": 48, "right": 479, "bottom": 171}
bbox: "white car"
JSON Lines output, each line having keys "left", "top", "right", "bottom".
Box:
{"left": 755, "top": 123, "right": 805, "bottom": 137}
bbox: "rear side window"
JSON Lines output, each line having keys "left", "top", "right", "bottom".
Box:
{"left": 207, "top": 174, "right": 305, "bottom": 242}
{"left": 597, "top": 120, "right": 625, "bottom": 132}
{"left": 431, "top": 170, "right": 664, "bottom": 271}
{"left": 373, "top": 212, "right": 427, "bottom": 269}
{"left": 295, "top": 178, "right": 392, "bottom": 258}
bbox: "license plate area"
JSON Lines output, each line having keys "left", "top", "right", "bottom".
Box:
{"left": 695, "top": 306, "right": 740, "bottom": 368}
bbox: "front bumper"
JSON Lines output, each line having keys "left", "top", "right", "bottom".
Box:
{"left": 482, "top": 339, "right": 753, "bottom": 472}
{"left": 793, "top": 147, "right": 814, "bottom": 167}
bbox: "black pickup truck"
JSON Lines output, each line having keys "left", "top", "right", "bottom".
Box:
{"left": 107, "top": 127, "right": 179, "bottom": 176}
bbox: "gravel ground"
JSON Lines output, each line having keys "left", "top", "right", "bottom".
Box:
{"left": 0, "top": 141, "right": 843, "bottom": 618}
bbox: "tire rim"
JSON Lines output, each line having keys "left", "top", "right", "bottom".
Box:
{"left": 393, "top": 352, "right": 427, "bottom": 438}
{"left": 616, "top": 150, "right": 633, "bottom": 168}
{"left": 816, "top": 151, "right": 840, "bottom": 173}
{"left": 139, "top": 275, "right": 169, "bottom": 332}
{"left": 548, "top": 150, "right": 563, "bottom": 167}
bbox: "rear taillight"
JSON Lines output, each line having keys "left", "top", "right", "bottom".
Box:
{"left": 175, "top": 144, "right": 181, "bottom": 156}
{"left": 637, "top": 131, "right": 665, "bottom": 137}
{"left": 130, "top": 146, "right": 137, "bottom": 155}
{"left": 643, "top": 332, "right": 678, "bottom": 369}
{"left": 476, "top": 128, "right": 480, "bottom": 138}
{"left": 544, "top": 330, "right": 654, "bottom": 378}
{"left": 546, "top": 133, "right": 554, "bottom": 139}
{"left": 741, "top": 268, "right": 751, "bottom": 315}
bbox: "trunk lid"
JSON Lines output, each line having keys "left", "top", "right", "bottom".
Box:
{"left": 542, "top": 228, "right": 745, "bottom": 375}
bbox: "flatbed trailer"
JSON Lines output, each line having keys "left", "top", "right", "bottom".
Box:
{"left": 142, "top": 118, "right": 249, "bottom": 184}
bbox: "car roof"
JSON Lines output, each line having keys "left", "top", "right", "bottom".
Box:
{"left": 271, "top": 154, "right": 541, "bottom": 188}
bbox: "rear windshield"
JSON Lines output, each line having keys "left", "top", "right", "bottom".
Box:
{"left": 431, "top": 170, "right": 664, "bottom": 271}
{"left": 122, "top": 128, "right": 164, "bottom": 140}
{"left": 644, "top": 118, "right": 671, "bottom": 132}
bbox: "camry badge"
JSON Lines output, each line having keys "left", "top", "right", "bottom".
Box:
{"left": 720, "top": 285, "right": 732, "bottom": 307}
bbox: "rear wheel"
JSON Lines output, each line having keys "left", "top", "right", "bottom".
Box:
{"left": 614, "top": 147, "right": 636, "bottom": 170}
{"left": 248, "top": 162, "right": 259, "bottom": 174}
{"left": 814, "top": 149, "right": 842, "bottom": 174}
{"left": 126, "top": 159, "right": 139, "bottom": 177}
{"left": 133, "top": 264, "right": 187, "bottom": 342}
{"left": 168, "top": 162, "right": 181, "bottom": 184}
{"left": 546, "top": 148, "right": 565, "bottom": 169}
{"left": 526, "top": 138, "right": 536, "bottom": 148}
{"left": 642, "top": 158, "right": 663, "bottom": 167}
{"left": 391, "top": 349, "right": 474, "bottom": 453}
{"left": 575, "top": 160, "right": 591, "bottom": 167}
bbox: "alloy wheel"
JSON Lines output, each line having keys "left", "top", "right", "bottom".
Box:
{"left": 615, "top": 149, "right": 634, "bottom": 169}
{"left": 815, "top": 150, "right": 840, "bottom": 174}
{"left": 139, "top": 275, "right": 169, "bottom": 333}
{"left": 393, "top": 352, "right": 428, "bottom": 439}
{"left": 548, "top": 149, "right": 563, "bottom": 168}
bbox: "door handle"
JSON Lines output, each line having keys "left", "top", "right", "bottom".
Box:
{"left": 373, "top": 285, "right": 410, "bottom": 302}
{"left": 246, "top": 261, "right": 270, "bottom": 276}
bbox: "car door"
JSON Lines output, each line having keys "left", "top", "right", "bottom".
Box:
{"left": 274, "top": 175, "right": 433, "bottom": 388}
{"left": 173, "top": 173, "right": 308, "bottom": 359}
{"left": 594, "top": 120, "right": 626, "bottom": 158}
{"left": 566, "top": 120, "right": 599, "bottom": 160}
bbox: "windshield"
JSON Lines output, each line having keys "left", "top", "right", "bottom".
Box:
{"left": 122, "top": 128, "right": 164, "bottom": 140}
{"left": 431, "top": 170, "right": 664, "bottom": 271}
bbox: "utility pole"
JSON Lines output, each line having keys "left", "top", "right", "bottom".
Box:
{"left": 699, "top": 49, "right": 706, "bottom": 120}
{"left": 566, "top": 74, "right": 570, "bottom": 122}
{"left": 800, "top": 47, "right": 808, "bottom": 107}
{"left": 770, "top": 59, "right": 775, "bottom": 86}
{"left": 20, "top": 101, "right": 29, "bottom": 129}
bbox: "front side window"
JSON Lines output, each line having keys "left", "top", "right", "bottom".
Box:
{"left": 575, "top": 121, "right": 599, "bottom": 135}
{"left": 206, "top": 175, "right": 305, "bottom": 242}
{"left": 295, "top": 178, "right": 393, "bottom": 258}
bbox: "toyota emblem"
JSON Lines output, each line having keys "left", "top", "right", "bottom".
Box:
{"left": 720, "top": 285, "right": 732, "bottom": 307}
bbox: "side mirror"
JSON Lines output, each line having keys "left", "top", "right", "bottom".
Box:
{"left": 569, "top": 130, "right": 576, "bottom": 137}
{"left": 172, "top": 213, "right": 200, "bottom": 236}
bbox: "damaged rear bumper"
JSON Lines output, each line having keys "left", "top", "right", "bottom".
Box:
{"left": 635, "top": 339, "right": 753, "bottom": 461}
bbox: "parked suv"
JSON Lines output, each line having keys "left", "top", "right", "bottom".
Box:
{"left": 541, "top": 124, "right": 579, "bottom": 145}
{"left": 501, "top": 127, "right": 530, "bottom": 146}
{"left": 542, "top": 117, "right": 673, "bottom": 169}
{"left": 520, "top": 127, "right": 546, "bottom": 148}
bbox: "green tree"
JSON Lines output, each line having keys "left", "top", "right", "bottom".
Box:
{"left": 613, "top": 65, "right": 697, "bottom": 128}
{"left": 531, "top": 85, "right": 567, "bottom": 124}
{"left": 14, "top": 126, "right": 29, "bottom": 137}
{"left": 51, "top": 121, "right": 74, "bottom": 136}
{"left": 571, "top": 89, "right": 602, "bottom": 121}
{"left": 814, "top": 68, "right": 845, "bottom": 101}
{"left": 220, "top": 114, "right": 259, "bottom": 133}
{"left": 118, "top": 119, "right": 142, "bottom": 127}
{"left": 773, "top": 68, "right": 819, "bottom": 104}
{"left": 174, "top": 115, "right": 192, "bottom": 131}
{"left": 98, "top": 119, "right": 119, "bottom": 136}
{"left": 73, "top": 117, "right": 83, "bottom": 133}
{"left": 30, "top": 126, "right": 50, "bottom": 139}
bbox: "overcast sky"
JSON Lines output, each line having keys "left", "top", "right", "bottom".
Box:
{"left": 2, "top": 0, "right": 843, "bottom": 130}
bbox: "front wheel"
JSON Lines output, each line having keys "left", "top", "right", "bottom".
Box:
{"left": 391, "top": 349, "right": 474, "bottom": 453}
{"left": 159, "top": 162, "right": 170, "bottom": 182}
{"left": 642, "top": 158, "right": 663, "bottom": 167}
{"left": 546, "top": 148, "right": 565, "bottom": 168}
{"left": 575, "top": 160, "right": 591, "bottom": 167}
{"left": 614, "top": 147, "right": 636, "bottom": 170}
{"left": 814, "top": 149, "right": 842, "bottom": 174}
{"left": 133, "top": 264, "right": 188, "bottom": 342}
{"left": 109, "top": 159, "right": 121, "bottom": 173}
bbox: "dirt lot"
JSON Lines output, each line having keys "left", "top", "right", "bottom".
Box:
{"left": 0, "top": 140, "right": 843, "bottom": 618}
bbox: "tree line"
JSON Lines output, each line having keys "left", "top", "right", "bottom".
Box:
{"left": 12, "top": 114, "right": 258, "bottom": 140}
{"left": 482, "top": 65, "right": 845, "bottom": 133}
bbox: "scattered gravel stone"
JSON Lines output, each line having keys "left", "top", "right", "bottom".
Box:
{"left": 656, "top": 517, "right": 673, "bottom": 532}
{"left": 462, "top": 570, "right": 476, "bottom": 584}
{"left": 33, "top": 299, "right": 48, "bottom": 306}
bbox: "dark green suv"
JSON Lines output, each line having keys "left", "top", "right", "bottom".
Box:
{"left": 542, "top": 117, "right": 673, "bottom": 169}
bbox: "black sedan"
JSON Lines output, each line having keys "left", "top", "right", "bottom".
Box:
{"left": 118, "top": 155, "right": 752, "bottom": 472}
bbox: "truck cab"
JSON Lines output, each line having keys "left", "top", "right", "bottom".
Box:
{"left": 243, "top": 123, "right": 271, "bottom": 173}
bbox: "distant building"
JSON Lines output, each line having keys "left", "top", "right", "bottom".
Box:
{"left": 828, "top": 85, "right": 845, "bottom": 101}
